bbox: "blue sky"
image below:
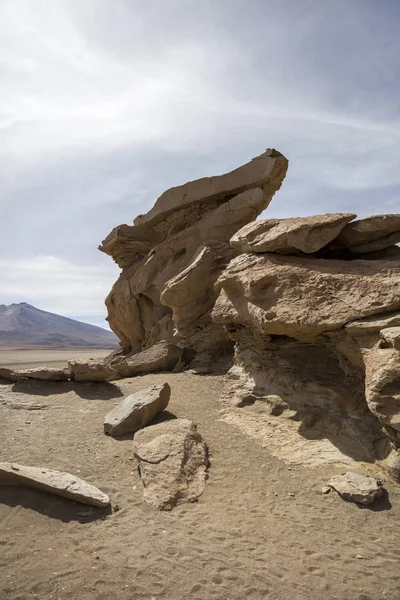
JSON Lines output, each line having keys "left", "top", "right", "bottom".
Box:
{"left": 1, "top": 0, "right": 399, "bottom": 327}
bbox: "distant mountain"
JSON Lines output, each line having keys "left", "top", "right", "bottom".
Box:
{"left": 0, "top": 303, "right": 118, "bottom": 349}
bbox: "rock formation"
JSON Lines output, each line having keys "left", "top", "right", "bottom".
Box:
{"left": 99, "top": 149, "right": 288, "bottom": 369}
{"left": 104, "top": 383, "right": 171, "bottom": 436}
{"left": 133, "top": 419, "right": 209, "bottom": 510}
{"left": 100, "top": 149, "right": 400, "bottom": 481}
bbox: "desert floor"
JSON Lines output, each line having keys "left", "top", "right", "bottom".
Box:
{"left": 0, "top": 370, "right": 399, "bottom": 600}
{"left": 0, "top": 348, "right": 112, "bottom": 370}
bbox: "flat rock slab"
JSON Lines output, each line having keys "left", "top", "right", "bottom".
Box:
{"left": 331, "top": 214, "right": 400, "bottom": 250}
{"left": 133, "top": 418, "right": 208, "bottom": 510}
{"left": 328, "top": 472, "right": 384, "bottom": 505}
{"left": 0, "top": 463, "right": 110, "bottom": 508}
{"left": 68, "top": 359, "right": 118, "bottom": 382}
{"left": 104, "top": 383, "right": 170, "bottom": 436}
{"left": 0, "top": 367, "right": 70, "bottom": 382}
{"left": 113, "top": 342, "right": 182, "bottom": 378}
{"left": 230, "top": 213, "right": 355, "bottom": 255}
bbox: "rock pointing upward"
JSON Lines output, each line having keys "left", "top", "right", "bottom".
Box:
{"left": 0, "top": 463, "right": 110, "bottom": 508}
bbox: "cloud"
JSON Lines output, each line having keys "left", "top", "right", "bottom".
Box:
{"left": 0, "top": 0, "right": 399, "bottom": 322}
{"left": 0, "top": 255, "right": 118, "bottom": 327}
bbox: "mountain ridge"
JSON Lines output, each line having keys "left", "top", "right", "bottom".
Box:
{"left": 0, "top": 303, "right": 118, "bottom": 349}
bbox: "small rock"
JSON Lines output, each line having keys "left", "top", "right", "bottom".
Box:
{"left": 134, "top": 418, "right": 208, "bottom": 510}
{"left": 104, "top": 383, "right": 170, "bottom": 436}
{"left": 328, "top": 472, "right": 384, "bottom": 505}
{"left": 356, "top": 554, "right": 364, "bottom": 560}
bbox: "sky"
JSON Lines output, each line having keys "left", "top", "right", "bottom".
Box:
{"left": 1, "top": 0, "right": 399, "bottom": 328}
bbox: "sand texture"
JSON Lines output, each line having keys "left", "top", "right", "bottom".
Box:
{"left": 0, "top": 372, "right": 399, "bottom": 600}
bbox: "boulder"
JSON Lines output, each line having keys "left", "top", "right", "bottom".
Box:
{"left": 380, "top": 327, "right": 400, "bottom": 350}
{"left": 112, "top": 341, "right": 182, "bottom": 377}
{"left": 328, "top": 472, "right": 384, "bottom": 505}
{"left": 15, "top": 367, "right": 70, "bottom": 381}
{"left": 230, "top": 213, "right": 355, "bottom": 255}
{"left": 212, "top": 253, "right": 400, "bottom": 340}
{"left": 363, "top": 347, "right": 400, "bottom": 433}
{"left": 133, "top": 418, "right": 208, "bottom": 510}
{"left": 68, "top": 359, "right": 118, "bottom": 382}
{"left": 104, "top": 383, "right": 170, "bottom": 436}
{"left": 134, "top": 149, "right": 288, "bottom": 227}
{"left": 0, "top": 462, "right": 110, "bottom": 508}
{"left": 329, "top": 214, "right": 400, "bottom": 252}
{"left": 0, "top": 367, "right": 24, "bottom": 382}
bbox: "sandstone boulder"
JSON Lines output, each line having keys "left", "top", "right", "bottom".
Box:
{"left": 329, "top": 214, "right": 400, "bottom": 252}
{"left": 104, "top": 383, "right": 170, "bottom": 436}
{"left": 134, "top": 149, "right": 288, "bottom": 227}
{"left": 328, "top": 472, "right": 383, "bottom": 505}
{"left": 230, "top": 213, "right": 355, "bottom": 254}
{"left": 68, "top": 359, "right": 118, "bottom": 382}
{"left": 16, "top": 367, "right": 70, "bottom": 381}
{"left": 133, "top": 418, "right": 208, "bottom": 510}
{"left": 0, "top": 462, "right": 110, "bottom": 508}
{"left": 112, "top": 341, "right": 182, "bottom": 377}
{"left": 212, "top": 253, "right": 400, "bottom": 340}
{"left": 0, "top": 367, "right": 24, "bottom": 382}
{"left": 380, "top": 327, "right": 400, "bottom": 350}
{"left": 0, "top": 367, "right": 70, "bottom": 382}
{"left": 363, "top": 347, "right": 400, "bottom": 433}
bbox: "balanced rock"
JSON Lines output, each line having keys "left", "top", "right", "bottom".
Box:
{"left": 112, "top": 341, "right": 182, "bottom": 378}
{"left": 134, "top": 148, "right": 288, "bottom": 227}
{"left": 0, "top": 462, "right": 110, "bottom": 508}
{"left": 328, "top": 472, "right": 383, "bottom": 505}
{"left": 133, "top": 418, "right": 208, "bottom": 510}
{"left": 99, "top": 150, "right": 288, "bottom": 367}
{"left": 329, "top": 214, "right": 400, "bottom": 253}
{"left": 68, "top": 359, "right": 118, "bottom": 382}
{"left": 104, "top": 383, "right": 170, "bottom": 436}
{"left": 230, "top": 213, "right": 355, "bottom": 255}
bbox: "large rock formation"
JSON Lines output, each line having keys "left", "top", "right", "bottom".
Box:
{"left": 99, "top": 149, "right": 288, "bottom": 367}
{"left": 100, "top": 149, "right": 400, "bottom": 481}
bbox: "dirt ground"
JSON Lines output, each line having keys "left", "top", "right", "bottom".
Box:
{"left": 0, "top": 349, "right": 111, "bottom": 370}
{"left": 1, "top": 370, "right": 400, "bottom": 600}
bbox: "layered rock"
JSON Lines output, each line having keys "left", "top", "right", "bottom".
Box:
{"left": 99, "top": 150, "right": 288, "bottom": 363}
{"left": 100, "top": 148, "right": 400, "bottom": 481}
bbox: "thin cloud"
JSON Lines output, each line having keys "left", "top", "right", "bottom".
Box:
{"left": 1, "top": 0, "right": 399, "bottom": 322}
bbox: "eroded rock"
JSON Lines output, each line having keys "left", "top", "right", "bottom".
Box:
{"left": 112, "top": 341, "right": 182, "bottom": 377}
{"left": 104, "top": 383, "right": 170, "bottom": 436}
{"left": 68, "top": 359, "right": 118, "bottom": 382}
{"left": 328, "top": 472, "right": 383, "bottom": 505}
{"left": 133, "top": 418, "right": 208, "bottom": 510}
{"left": 329, "top": 214, "right": 400, "bottom": 252}
{"left": 0, "top": 462, "right": 110, "bottom": 507}
{"left": 230, "top": 213, "right": 355, "bottom": 255}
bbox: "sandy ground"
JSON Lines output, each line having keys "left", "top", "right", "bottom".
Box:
{"left": 0, "top": 349, "right": 112, "bottom": 370}
{"left": 0, "top": 372, "right": 399, "bottom": 600}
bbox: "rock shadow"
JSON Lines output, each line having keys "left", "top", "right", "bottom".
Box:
{"left": 0, "top": 487, "right": 112, "bottom": 523}
{"left": 11, "top": 380, "right": 124, "bottom": 401}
